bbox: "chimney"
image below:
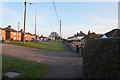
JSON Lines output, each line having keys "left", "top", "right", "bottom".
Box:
{"left": 88, "top": 30, "right": 90, "bottom": 35}
{"left": 80, "top": 31, "right": 82, "bottom": 33}
{"left": 21, "top": 29, "right": 23, "bottom": 32}
{"left": 77, "top": 32, "right": 78, "bottom": 35}
{"left": 8, "top": 25, "right": 11, "bottom": 28}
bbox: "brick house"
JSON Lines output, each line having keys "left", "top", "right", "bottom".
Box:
{"left": 3, "top": 25, "right": 22, "bottom": 40}
{"left": 0, "top": 27, "right": 6, "bottom": 40}
{"left": 30, "top": 34, "right": 35, "bottom": 41}
{"left": 19, "top": 29, "right": 32, "bottom": 41}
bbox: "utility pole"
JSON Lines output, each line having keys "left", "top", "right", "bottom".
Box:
{"left": 18, "top": 22, "right": 20, "bottom": 40}
{"left": 23, "top": 0, "right": 27, "bottom": 44}
{"left": 29, "top": 3, "right": 37, "bottom": 42}
{"left": 35, "top": 4, "right": 37, "bottom": 42}
{"left": 60, "top": 19, "right": 61, "bottom": 41}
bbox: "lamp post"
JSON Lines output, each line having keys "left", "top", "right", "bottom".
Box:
{"left": 29, "top": 2, "right": 37, "bottom": 42}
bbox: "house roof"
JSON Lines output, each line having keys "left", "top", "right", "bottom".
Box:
{"left": 104, "top": 29, "right": 120, "bottom": 38}
{"left": 40, "top": 35, "right": 47, "bottom": 38}
{"left": 82, "top": 32, "right": 102, "bottom": 40}
{"left": 0, "top": 27, "right": 3, "bottom": 30}
{"left": 77, "top": 31, "right": 86, "bottom": 36}
{"left": 26, "top": 32, "right": 32, "bottom": 35}
{"left": 68, "top": 31, "right": 86, "bottom": 39}
{"left": 3, "top": 27, "right": 17, "bottom": 32}
{"left": 40, "top": 37, "right": 47, "bottom": 38}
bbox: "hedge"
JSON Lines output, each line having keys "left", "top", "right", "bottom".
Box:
{"left": 83, "top": 38, "right": 120, "bottom": 78}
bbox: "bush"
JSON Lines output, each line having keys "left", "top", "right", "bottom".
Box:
{"left": 11, "top": 38, "right": 13, "bottom": 42}
{"left": 83, "top": 38, "right": 120, "bottom": 78}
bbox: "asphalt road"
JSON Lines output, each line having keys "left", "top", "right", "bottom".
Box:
{"left": 1, "top": 43, "right": 83, "bottom": 78}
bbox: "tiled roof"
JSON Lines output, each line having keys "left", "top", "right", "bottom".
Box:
{"left": 3, "top": 27, "right": 17, "bottom": 32}
{"left": 105, "top": 29, "right": 120, "bottom": 38}
{"left": 0, "top": 27, "right": 3, "bottom": 29}
{"left": 82, "top": 32, "right": 102, "bottom": 40}
{"left": 77, "top": 31, "right": 86, "bottom": 36}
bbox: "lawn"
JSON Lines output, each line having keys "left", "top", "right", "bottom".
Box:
{"left": 8, "top": 41, "right": 66, "bottom": 52}
{"left": 2, "top": 55, "right": 48, "bottom": 78}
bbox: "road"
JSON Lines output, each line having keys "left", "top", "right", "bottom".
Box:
{"left": 1, "top": 43, "right": 83, "bottom": 78}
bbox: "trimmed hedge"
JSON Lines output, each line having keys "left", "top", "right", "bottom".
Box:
{"left": 83, "top": 38, "right": 120, "bottom": 78}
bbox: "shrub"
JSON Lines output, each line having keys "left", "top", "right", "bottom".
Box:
{"left": 83, "top": 38, "right": 120, "bottom": 78}
{"left": 11, "top": 38, "right": 13, "bottom": 42}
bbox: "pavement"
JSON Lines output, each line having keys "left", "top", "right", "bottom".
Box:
{"left": 1, "top": 43, "right": 83, "bottom": 78}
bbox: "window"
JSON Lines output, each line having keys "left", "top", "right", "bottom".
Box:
{"left": 14, "top": 33, "right": 16, "bottom": 35}
{"left": 17, "top": 37, "right": 19, "bottom": 40}
{"left": 14, "top": 37, "right": 16, "bottom": 40}
{"left": 3, "top": 31, "right": 4, "bottom": 34}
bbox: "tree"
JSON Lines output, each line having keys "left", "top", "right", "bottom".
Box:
{"left": 49, "top": 32, "right": 60, "bottom": 41}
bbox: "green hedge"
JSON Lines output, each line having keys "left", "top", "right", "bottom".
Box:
{"left": 83, "top": 38, "right": 120, "bottom": 78}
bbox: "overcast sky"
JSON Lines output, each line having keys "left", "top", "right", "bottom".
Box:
{"left": 1, "top": 2, "right": 118, "bottom": 38}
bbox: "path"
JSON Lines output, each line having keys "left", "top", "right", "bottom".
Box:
{"left": 1, "top": 43, "right": 83, "bottom": 78}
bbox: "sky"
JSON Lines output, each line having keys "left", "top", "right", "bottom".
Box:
{"left": 1, "top": 2, "right": 118, "bottom": 38}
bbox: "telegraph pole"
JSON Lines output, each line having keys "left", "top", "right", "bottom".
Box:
{"left": 18, "top": 22, "right": 20, "bottom": 40}
{"left": 35, "top": 4, "right": 37, "bottom": 42}
{"left": 23, "top": 0, "right": 27, "bottom": 44}
{"left": 60, "top": 19, "right": 61, "bottom": 41}
{"left": 29, "top": 3, "right": 37, "bottom": 42}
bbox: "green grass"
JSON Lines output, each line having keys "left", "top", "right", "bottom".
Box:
{"left": 8, "top": 41, "right": 66, "bottom": 52}
{"left": 2, "top": 55, "right": 48, "bottom": 78}
{"left": 0, "top": 55, "right": 2, "bottom": 79}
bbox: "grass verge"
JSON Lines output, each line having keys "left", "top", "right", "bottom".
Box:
{"left": 7, "top": 41, "right": 66, "bottom": 52}
{"left": 2, "top": 55, "right": 48, "bottom": 78}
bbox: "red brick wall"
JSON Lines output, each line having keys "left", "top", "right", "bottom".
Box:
{"left": 0, "top": 29, "right": 6, "bottom": 40}
{"left": 10, "top": 32, "right": 22, "bottom": 40}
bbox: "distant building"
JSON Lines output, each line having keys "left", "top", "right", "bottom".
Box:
{"left": 3, "top": 25, "right": 22, "bottom": 40}
{"left": 67, "top": 31, "right": 86, "bottom": 40}
{"left": 36, "top": 35, "right": 40, "bottom": 41}
{"left": 40, "top": 35, "right": 48, "bottom": 41}
{"left": 99, "top": 29, "right": 120, "bottom": 39}
{"left": 20, "top": 29, "right": 34, "bottom": 41}
{"left": 81, "top": 30, "right": 102, "bottom": 42}
{"left": 30, "top": 34, "right": 35, "bottom": 41}
{"left": 76, "top": 31, "right": 86, "bottom": 40}
{"left": 0, "top": 27, "right": 6, "bottom": 40}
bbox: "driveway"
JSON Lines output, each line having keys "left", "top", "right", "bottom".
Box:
{"left": 1, "top": 43, "right": 83, "bottom": 78}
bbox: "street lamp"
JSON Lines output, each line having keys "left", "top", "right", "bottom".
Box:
{"left": 29, "top": 2, "right": 37, "bottom": 42}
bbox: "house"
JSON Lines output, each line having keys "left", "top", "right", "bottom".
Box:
{"left": 30, "top": 34, "right": 35, "bottom": 41}
{"left": 81, "top": 30, "right": 102, "bottom": 42}
{"left": 36, "top": 35, "right": 40, "bottom": 41}
{"left": 0, "top": 27, "right": 6, "bottom": 40}
{"left": 100, "top": 29, "right": 120, "bottom": 39}
{"left": 3, "top": 25, "right": 22, "bottom": 41}
{"left": 40, "top": 35, "right": 48, "bottom": 41}
{"left": 76, "top": 31, "right": 86, "bottom": 40}
{"left": 67, "top": 31, "right": 86, "bottom": 40}
{"left": 19, "top": 29, "right": 31, "bottom": 41}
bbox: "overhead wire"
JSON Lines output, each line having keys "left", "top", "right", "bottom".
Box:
{"left": 52, "top": 0, "right": 60, "bottom": 22}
